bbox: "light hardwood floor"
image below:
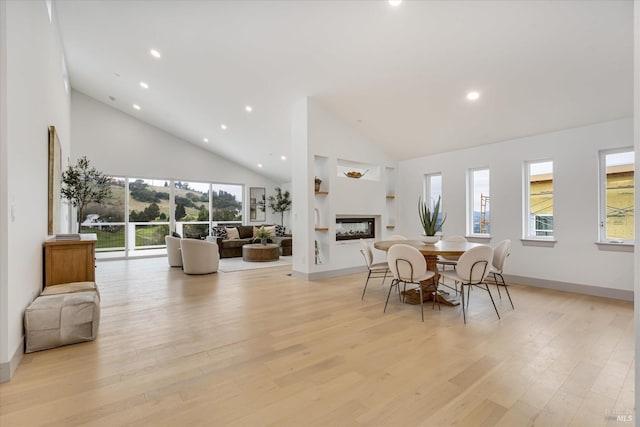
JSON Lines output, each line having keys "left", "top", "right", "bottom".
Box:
{"left": 0, "top": 257, "right": 633, "bottom": 426}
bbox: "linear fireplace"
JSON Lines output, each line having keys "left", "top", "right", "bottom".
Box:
{"left": 336, "top": 217, "right": 375, "bottom": 241}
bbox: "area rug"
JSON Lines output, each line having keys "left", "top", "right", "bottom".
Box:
{"left": 218, "top": 256, "right": 292, "bottom": 272}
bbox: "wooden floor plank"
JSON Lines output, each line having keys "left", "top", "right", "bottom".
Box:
{"left": 0, "top": 257, "right": 633, "bottom": 426}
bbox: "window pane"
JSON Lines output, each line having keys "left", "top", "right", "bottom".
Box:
{"left": 175, "top": 181, "right": 210, "bottom": 239}
{"left": 129, "top": 178, "right": 170, "bottom": 249}
{"left": 528, "top": 161, "right": 553, "bottom": 237}
{"left": 605, "top": 151, "right": 634, "bottom": 240}
{"left": 472, "top": 169, "right": 490, "bottom": 234}
{"left": 82, "top": 177, "right": 126, "bottom": 251}
{"left": 211, "top": 184, "right": 243, "bottom": 225}
{"left": 428, "top": 175, "right": 442, "bottom": 209}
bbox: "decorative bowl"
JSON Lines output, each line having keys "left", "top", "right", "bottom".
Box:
{"left": 419, "top": 235, "right": 440, "bottom": 244}
{"left": 344, "top": 169, "right": 368, "bottom": 179}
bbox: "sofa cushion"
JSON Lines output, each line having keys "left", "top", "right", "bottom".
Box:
{"left": 238, "top": 225, "right": 254, "bottom": 239}
{"left": 212, "top": 226, "right": 227, "bottom": 239}
{"left": 226, "top": 227, "right": 240, "bottom": 239}
{"left": 263, "top": 225, "right": 276, "bottom": 236}
{"left": 222, "top": 238, "right": 252, "bottom": 249}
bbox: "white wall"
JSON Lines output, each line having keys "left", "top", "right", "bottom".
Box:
{"left": 71, "top": 91, "right": 282, "bottom": 226}
{"left": 0, "top": 0, "right": 71, "bottom": 381}
{"left": 398, "top": 119, "right": 634, "bottom": 292}
{"left": 292, "top": 98, "right": 397, "bottom": 277}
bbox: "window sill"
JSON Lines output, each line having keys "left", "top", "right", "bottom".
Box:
{"left": 465, "top": 235, "right": 492, "bottom": 244}
{"left": 595, "top": 242, "right": 634, "bottom": 252}
{"left": 520, "top": 238, "right": 557, "bottom": 248}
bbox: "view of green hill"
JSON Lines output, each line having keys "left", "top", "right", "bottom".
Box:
{"left": 84, "top": 179, "right": 242, "bottom": 223}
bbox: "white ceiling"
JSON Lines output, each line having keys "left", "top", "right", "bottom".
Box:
{"left": 55, "top": 0, "right": 634, "bottom": 183}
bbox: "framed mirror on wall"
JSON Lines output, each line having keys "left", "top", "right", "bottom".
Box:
{"left": 48, "top": 125, "right": 62, "bottom": 235}
{"left": 249, "top": 187, "right": 266, "bottom": 222}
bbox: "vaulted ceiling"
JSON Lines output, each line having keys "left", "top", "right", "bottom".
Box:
{"left": 56, "top": 0, "right": 634, "bottom": 183}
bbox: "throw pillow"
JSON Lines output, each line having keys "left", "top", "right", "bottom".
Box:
{"left": 211, "top": 226, "right": 227, "bottom": 239}
{"left": 263, "top": 225, "right": 276, "bottom": 236}
{"left": 275, "top": 224, "right": 286, "bottom": 237}
{"left": 252, "top": 226, "right": 261, "bottom": 238}
{"left": 226, "top": 227, "right": 240, "bottom": 239}
{"left": 238, "top": 225, "right": 254, "bottom": 239}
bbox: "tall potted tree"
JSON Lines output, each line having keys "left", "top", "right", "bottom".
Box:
{"left": 267, "top": 187, "right": 292, "bottom": 227}
{"left": 61, "top": 156, "right": 111, "bottom": 232}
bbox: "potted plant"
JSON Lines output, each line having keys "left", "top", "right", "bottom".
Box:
{"left": 314, "top": 177, "right": 322, "bottom": 192}
{"left": 253, "top": 227, "right": 273, "bottom": 245}
{"left": 267, "top": 187, "right": 292, "bottom": 226}
{"left": 61, "top": 156, "right": 112, "bottom": 233}
{"left": 418, "top": 196, "right": 446, "bottom": 244}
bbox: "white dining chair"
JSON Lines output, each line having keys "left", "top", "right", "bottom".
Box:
{"left": 389, "top": 234, "right": 409, "bottom": 240}
{"left": 439, "top": 245, "right": 498, "bottom": 323}
{"left": 436, "top": 235, "right": 467, "bottom": 271}
{"left": 488, "top": 239, "right": 513, "bottom": 309}
{"left": 385, "top": 244, "right": 436, "bottom": 322}
{"left": 359, "top": 239, "right": 390, "bottom": 300}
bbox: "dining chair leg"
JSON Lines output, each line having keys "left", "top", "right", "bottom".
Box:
{"left": 484, "top": 283, "right": 501, "bottom": 320}
{"left": 461, "top": 284, "right": 467, "bottom": 324}
{"left": 361, "top": 271, "right": 372, "bottom": 300}
{"left": 466, "top": 284, "right": 472, "bottom": 310}
{"left": 499, "top": 273, "right": 514, "bottom": 309}
{"left": 418, "top": 286, "right": 424, "bottom": 322}
{"left": 384, "top": 279, "right": 397, "bottom": 313}
{"left": 492, "top": 272, "right": 502, "bottom": 299}
{"left": 432, "top": 280, "right": 441, "bottom": 311}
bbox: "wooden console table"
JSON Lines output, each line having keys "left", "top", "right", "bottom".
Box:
{"left": 43, "top": 234, "right": 96, "bottom": 287}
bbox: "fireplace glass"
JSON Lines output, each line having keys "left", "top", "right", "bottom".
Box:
{"left": 336, "top": 217, "right": 375, "bottom": 241}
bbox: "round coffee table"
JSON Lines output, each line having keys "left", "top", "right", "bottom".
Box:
{"left": 242, "top": 243, "right": 280, "bottom": 262}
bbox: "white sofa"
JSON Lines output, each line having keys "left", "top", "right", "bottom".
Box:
{"left": 180, "top": 239, "right": 220, "bottom": 274}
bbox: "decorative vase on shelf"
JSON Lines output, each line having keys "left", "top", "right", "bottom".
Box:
{"left": 314, "top": 177, "right": 322, "bottom": 192}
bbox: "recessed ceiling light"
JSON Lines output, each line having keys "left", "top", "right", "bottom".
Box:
{"left": 281, "top": 155, "right": 287, "bottom": 161}
{"left": 149, "top": 49, "right": 161, "bottom": 58}
{"left": 132, "top": 104, "right": 141, "bottom": 110}
{"left": 139, "top": 81, "right": 149, "bottom": 89}
{"left": 466, "top": 91, "right": 480, "bottom": 101}
{"left": 203, "top": 138, "right": 209, "bottom": 143}
{"left": 257, "top": 163, "right": 263, "bottom": 168}
{"left": 389, "top": 0, "right": 402, "bottom": 6}
{"left": 220, "top": 124, "right": 227, "bottom": 130}
{"left": 245, "top": 105, "right": 253, "bottom": 112}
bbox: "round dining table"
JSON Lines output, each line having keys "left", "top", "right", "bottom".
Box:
{"left": 373, "top": 239, "right": 483, "bottom": 306}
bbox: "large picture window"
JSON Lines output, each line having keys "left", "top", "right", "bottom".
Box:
{"left": 599, "top": 149, "right": 634, "bottom": 243}
{"left": 524, "top": 160, "right": 554, "bottom": 239}
{"left": 468, "top": 168, "right": 490, "bottom": 235}
{"left": 83, "top": 177, "right": 243, "bottom": 256}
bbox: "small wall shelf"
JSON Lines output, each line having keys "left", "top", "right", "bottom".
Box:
{"left": 386, "top": 195, "right": 395, "bottom": 199}
{"left": 314, "top": 227, "right": 329, "bottom": 231}
{"left": 315, "top": 191, "right": 329, "bottom": 195}
{"left": 386, "top": 225, "right": 396, "bottom": 229}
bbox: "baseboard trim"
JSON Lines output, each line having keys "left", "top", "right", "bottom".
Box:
{"left": 0, "top": 337, "right": 24, "bottom": 383}
{"left": 503, "top": 274, "right": 633, "bottom": 301}
{"left": 293, "top": 266, "right": 366, "bottom": 281}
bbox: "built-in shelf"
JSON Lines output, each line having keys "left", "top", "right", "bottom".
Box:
{"left": 386, "top": 195, "right": 395, "bottom": 199}
{"left": 386, "top": 225, "right": 396, "bottom": 229}
{"left": 314, "top": 227, "right": 329, "bottom": 231}
{"left": 315, "top": 191, "right": 329, "bottom": 195}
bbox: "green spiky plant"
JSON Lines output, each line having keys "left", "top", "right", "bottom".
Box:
{"left": 418, "top": 196, "right": 446, "bottom": 236}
